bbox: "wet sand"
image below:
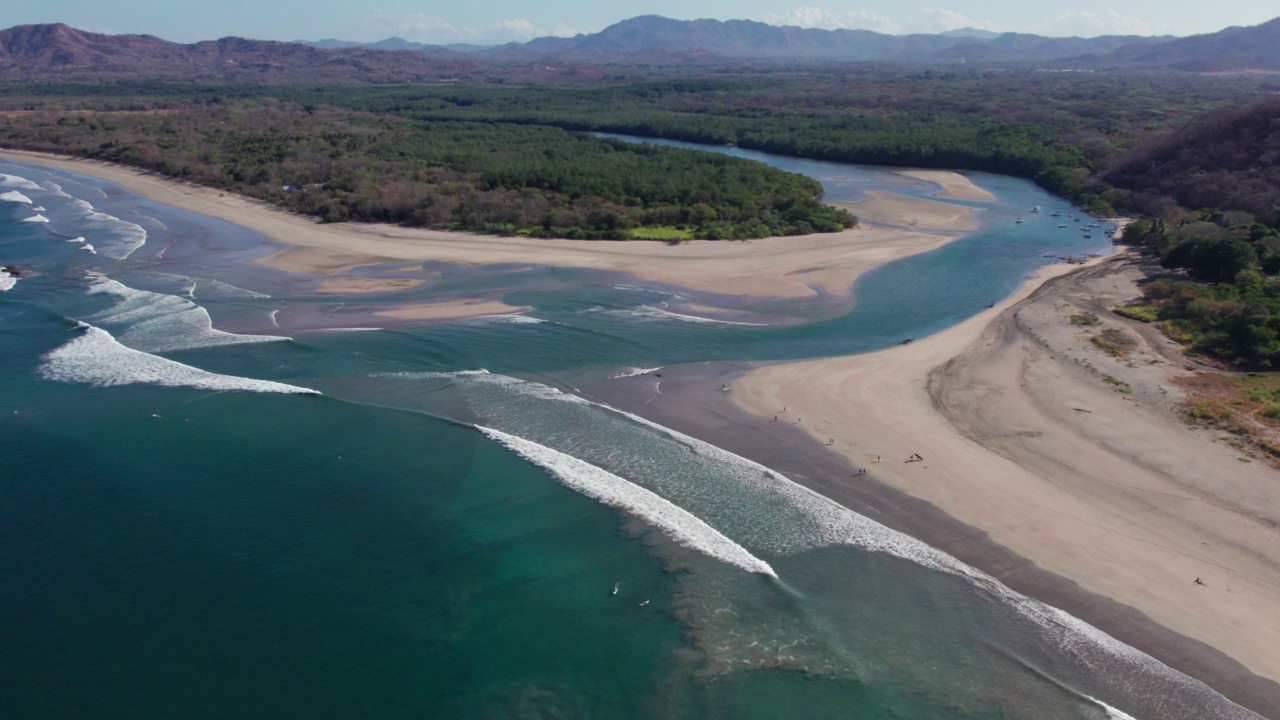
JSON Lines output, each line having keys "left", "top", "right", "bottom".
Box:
{"left": 374, "top": 299, "right": 530, "bottom": 321}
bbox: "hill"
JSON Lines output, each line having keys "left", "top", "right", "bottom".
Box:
{"left": 1105, "top": 96, "right": 1280, "bottom": 224}
{"left": 477, "top": 15, "right": 1169, "bottom": 64}
{"left": 1086, "top": 17, "right": 1280, "bottom": 71}
{"left": 0, "top": 23, "right": 475, "bottom": 83}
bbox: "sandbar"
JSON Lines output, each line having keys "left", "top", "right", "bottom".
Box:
{"left": 836, "top": 191, "right": 975, "bottom": 232}
{"left": 374, "top": 299, "right": 529, "bottom": 321}
{"left": 317, "top": 277, "right": 426, "bottom": 294}
{"left": 895, "top": 169, "right": 997, "bottom": 202}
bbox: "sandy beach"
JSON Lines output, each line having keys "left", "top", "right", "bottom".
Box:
{"left": 721, "top": 249, "right": 1280, "bottom": 714}
{"left": 0, "top": 149, "right": 976, "bottom": 305}
{"left": 7, "top": 146, "right": 1276, "bottom": 713}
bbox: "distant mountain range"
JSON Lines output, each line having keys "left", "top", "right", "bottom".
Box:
{"left": 2, "top": 15, "right": 1279, "bottom": 82}
{"left": 302, "top": 15, "right": 1280, "bottom": 70}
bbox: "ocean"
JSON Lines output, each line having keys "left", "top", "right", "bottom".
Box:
{"left": 0, "top": 147, "right": 1258, "bottom": 719}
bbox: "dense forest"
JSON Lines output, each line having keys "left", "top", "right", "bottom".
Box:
{"left": 0, "top": 98, "right": 852, "bottom": 239}
{"left": 1105, "top": 97, "right": 1280, "bottom": 369}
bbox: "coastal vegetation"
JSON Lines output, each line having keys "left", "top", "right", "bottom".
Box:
{"left": 3, "top": 65, "right": 1280, "bottom": 364}
{"left": 0, "top": 97, "right": 853, "bottom": 239}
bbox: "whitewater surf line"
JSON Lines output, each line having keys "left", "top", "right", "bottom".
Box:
{"left": 420, "top": 370, "right": 1261, "bottom": 717}
{"left": 85, "top": 273, "right": 289, "bottom": 353}
{"left": 477, "top": 426, "right": 777, "bottom": 578}
{"left": 39, "top": 321, "right": 319, "bottom": 395}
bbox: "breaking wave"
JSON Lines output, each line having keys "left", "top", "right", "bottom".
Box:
{"left": 0, "top": 190, "right": 32, "bottom": 204}
{"left": 86, "top": 273, "right": 288, "bottom": 353}
{"left": 39, "top": 322, "right": 319, "bottom": 395}
{"left": 42, "top": 181, "right": 147, "bottom": 259}
{"left": 478, "top": 426, "right": 776, "bottom": 577}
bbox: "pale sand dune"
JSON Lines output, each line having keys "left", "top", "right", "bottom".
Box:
{"left": 895, "top": 169, "right": 997, "bottom": 201}
{"left": 732, "top": 251, "right": 1280, "bottom": 688}
{"left": 0, "top": 149, "right": 960, "bottom": 300}
{"left": 374, "top": 300, "right": 529, "bottom": 321}
{"left": 836, "top": 191, "right": 975, "bottom": 232}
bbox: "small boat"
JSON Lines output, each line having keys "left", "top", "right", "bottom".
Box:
{"left": 1015, "top": 218, "right": 1024, "bottom": 223}
{"left": 1083, "top": 233, "right": 1092, "bottom": 238}
{"left": 1058, "top": 224, "right": 1067, "bottom": 228}
{"left": 611, "top": 584, "right": 618, "bottom": 596}
{"left": 1030, "top": 206, "right": 1041, "bottom": 212}
{"left": 638, "top": 599, "right": 650, "bottom": 607}
{"left": 1051, "top": 211, "right": 1062, "bottom": 217}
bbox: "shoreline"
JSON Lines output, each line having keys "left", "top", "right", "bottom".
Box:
{"left": 14, "top": 146, "right": 1266, "bottom": 708}
{"left": 0, "top": 147, "right": 973, "bottom": 306}
{"left": 584, "top": 250, "right": 1280, "bottom": 717}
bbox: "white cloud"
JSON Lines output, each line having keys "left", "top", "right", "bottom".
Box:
{"left": 1048, "top": 9, "right": 1155, "bottom": 37}
{"left": 917, "top": 8, "right": 996, "bottom": 33}
{"left": 369, "top": 10, "right": 582, "bottom": 44}
{"left": 756, "top": 6, "right": 901, "bottom": 34}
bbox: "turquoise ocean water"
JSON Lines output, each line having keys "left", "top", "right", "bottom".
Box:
{"left": 0, "top": 144, "right": 1259, "bottom": 719}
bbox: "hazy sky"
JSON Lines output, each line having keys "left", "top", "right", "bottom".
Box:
{"left": 12, "top": 2, "right": 1277, "bottom": 45}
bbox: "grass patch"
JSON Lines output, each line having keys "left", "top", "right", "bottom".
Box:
{"left": 1102, "top": 374, "right": 1133, "bottom": 394}
{"left": 1070, "top": 311, "right": 1101, "bottom": 326}
{"left": 1174, "top": 371, "right": 1280, "bottom": 466}
{"left": 628, "top": 226, "right": 695, "bottom": 241}
{"left": 1114, "top": 304, "right": 1159, "bottom": 322}
{"left": 1091, "top": 327, "right": 1137, "bottom": 357}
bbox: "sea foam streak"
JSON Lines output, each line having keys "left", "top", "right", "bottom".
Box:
{"left": 478, "top": 426, "right": 776, "bottom": 577}
{"left": 0, "top": 267, "right": 16, "bottom": 292}
{"left": 0, "top": 190, "right": 32, "bottom": 204}
{"left": 87, "top": 274, "right": 287, "bottom": 353}
{"left": 599, "top": 305, "right": 766, "bottom": 326}
{"left": 42, "top": 181, "right": 147, "bottom": 259}
{"left": 39, "top": 322, "right": 319, "bottom": 395}
{"left": 21, "top": 214, "right": 50, "bottom": 223}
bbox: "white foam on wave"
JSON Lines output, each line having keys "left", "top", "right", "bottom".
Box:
{"left": 600, "top": 305, "right": 766, "bottom": 327}
{"left": 86, "top": 273, "right": 288, "bottom": 353}
{"left": 478, "top": 426, "right": 776, "bottom": 577}
{"left": 21, "top": 214, "right": 50, "bottom": 223}
{"left": 39, "top": 322, "right": 319, "bottom": 395}
{"left": 80, "top": 244, "right": 96, "bottom": 254}
{"left": 42, "top": 181, "right": 147, "bottom": 260}
{"left": 309, "top": 327, "right": 384, "bottom": 333}
{"left": 0, "top": 173, "right": 41, "bottom": 191}
{"left": 0, "top": 190, "right": 32, "bottom": 204}
{"left": 470, "top": 314, "right": 545, "bottom": 324}
{"left": 0, "top": 268, "right": 17, "bottom": 292}
{"left": 610, "top": 366, "right": 664, "bottom": 379}
{"left": 67, "top": 236, "right": 85, "bottom": 243}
